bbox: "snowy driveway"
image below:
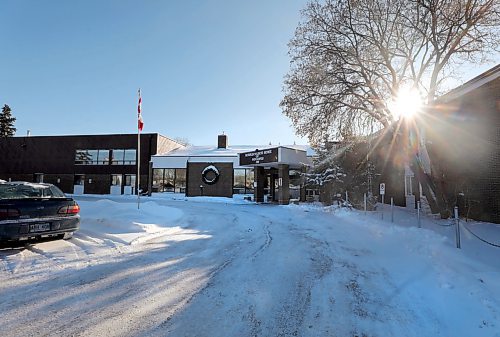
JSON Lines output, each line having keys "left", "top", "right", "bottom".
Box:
{"left": 1, "top": 196, "right": 499, "bottom": 337}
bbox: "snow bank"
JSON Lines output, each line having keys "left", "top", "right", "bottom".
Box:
{"left": 78, "top": 199, "right": 185, "bottom": 245}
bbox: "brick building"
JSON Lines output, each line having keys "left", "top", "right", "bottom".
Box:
{"left": 151, "top": 134, "right": 312, "bottom": 204}
{"left": 0, "top": 133, "right": 182, "bottom": 195}
{"left": 424, "top": 64, "right": 500, "bottom": 222}
{"left": 318, "top": 64, "right": 500, "bottom": 224}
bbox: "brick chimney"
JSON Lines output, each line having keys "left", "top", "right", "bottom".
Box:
{"left": 218, "top": 134, "right": 228, "bottom": 149}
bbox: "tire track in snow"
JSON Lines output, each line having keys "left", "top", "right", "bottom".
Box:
{"left": 251, "top": 220, "right": 273, "bottom": 260}
{"left": 157, "top": 256, "right": 235, "bottom": 329}
{"left": 265, "top": 220, "right": 334, "bottom": 337}
{"left": 24, "top": 245, "right": 65, "bottom": 270}
{"left": 11, "top": 249, "right": 26, "bottom": 274}
{"left": 0, "top": 244, "right": 28, "bottom": 275}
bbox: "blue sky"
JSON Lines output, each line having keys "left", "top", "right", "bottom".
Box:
{"left": 0, "top": 0, "right": 309, "bottom": 146}
{"left": 1, "top": 1, "right": 497, "bottom": 146}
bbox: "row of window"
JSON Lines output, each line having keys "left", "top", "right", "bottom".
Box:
{"left": 152, "top": 168, "right": 303, "bottom": 194}
{"left": 153, "top": 169, "right": 187, "bottom": 193}
{"left": 74, "top": 174, "right": 136, "bottom": 186}
{"left": 75, "top": 149, "right": 136, "bottom": 165}
{"left": 152, "top": 168, "right": 257, "bottom": 194}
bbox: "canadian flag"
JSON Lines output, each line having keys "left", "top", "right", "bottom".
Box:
{"left": 138, "top": 89, "right": 144, "bottom": 131}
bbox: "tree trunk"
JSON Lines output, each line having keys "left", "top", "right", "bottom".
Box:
{"left": 410, "top": 154, "right": 449, "bottom": 217}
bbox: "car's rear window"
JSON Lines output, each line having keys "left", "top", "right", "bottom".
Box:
{"left": 0, "top": 184, "right": 66, "bottom": 199}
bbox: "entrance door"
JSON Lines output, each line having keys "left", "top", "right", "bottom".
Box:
{"left": 34, "top": 173, "right": 44, "bottom": 183}
{"left": 261, "top": 170, "right": 278, "bottom": 203}
{"left": 74, "top": 175, "right": 85, "bottom": 195}
{"left": 269, "top": 171, "right": 279, "bottom": 202}
{"left": 110, "top": 174, "right": 123, "bottom": 195}
{"left": 124, "top": 174, "right": 136, "bottom": 195}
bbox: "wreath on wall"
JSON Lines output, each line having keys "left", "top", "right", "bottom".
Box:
{"left": 201, "top": 165, "right": 220, "bottom": 185}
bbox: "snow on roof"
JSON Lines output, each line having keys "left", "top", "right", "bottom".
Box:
{"left": 154, "top": 144, "right": 316, "bottom": 157}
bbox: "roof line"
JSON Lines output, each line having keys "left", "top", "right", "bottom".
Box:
{"left": 436, "top": 64, "right": 500, "bottom": 103}
{"left": 11, "top": 132, "right": 161, "bottom": 138}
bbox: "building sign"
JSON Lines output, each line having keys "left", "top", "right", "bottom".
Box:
{"left": 239, "top": 147, "right": 278, "bottom": 166}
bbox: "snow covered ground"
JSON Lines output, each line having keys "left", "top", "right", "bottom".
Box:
{"left": 1, "top": 194, "right": 499, "bottom": 337}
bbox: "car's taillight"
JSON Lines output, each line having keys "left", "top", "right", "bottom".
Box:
{"left": 58, "top": 204, "right": 80, "bottom": 215}
{"left": 0, "top": 208, "right": 21, "bottom": 219}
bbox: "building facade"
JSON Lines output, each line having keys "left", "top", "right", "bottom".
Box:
{"left": 424, "top": 65, "right": 500, "bottom": 222}
{"left": 0, "top": 133, "right": 182, "bottom": 195}
{"left": 151, "top": 135, "right": 311, "bottom": 204}
{"left": 363, "top": 64, "right": 500, "bottom": 222}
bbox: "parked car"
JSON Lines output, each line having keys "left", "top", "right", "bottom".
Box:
{"left": 0, "top": 181, "right": 80, "bottom": 242}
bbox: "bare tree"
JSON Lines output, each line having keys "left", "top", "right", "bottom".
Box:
{"left": 281, "top": 0, "right": 499, "bottom": 144}
{"left": 173, "top": 137, "right": 191, "bottom": 147}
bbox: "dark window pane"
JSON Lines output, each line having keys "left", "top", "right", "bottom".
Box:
{"left": 98, "top": 150, "right": 110, "bottom": 165}
{"left": 164, "top": 169, "right": 175, "bottom": 191}
{"left": 153, "top": 169, "right": 164, "bottom": 192}
{"left": 111, "top": 149, "right": 125, "bottom": 165}
{"left": 74, "top": 175, "right": 85, "bottom": 185}
{"left": 245, "top": 169, "right": 254, "bottom": 193}
{"left": 111, "top": 174, "right": 122, "bottom": 186}
{"left": 233, "top": 169, "right": 246, "bottom": 194}
{"left": 88, "top": 150, "right": 99, "bottom": 164}
{"left": 175, "top": 169, "right": 186, "bottom": 193}
{"left": 124, "top": 149, "right": 136, "bottom": 165}
{"left": 124, "top": 174, "right": 136, "bottom": 186}
{"left": 76, "top": 149, "right": 99, "bottom": 164}
{"left": 289, "top": 170, "right": 302, "bottom": 187}
{"left": 75, "top": 150, "right": 90, "bottom": 164}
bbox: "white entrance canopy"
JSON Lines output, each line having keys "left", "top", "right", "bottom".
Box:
{"left": 152, "top": 145, "right": 312, "bottom": 169}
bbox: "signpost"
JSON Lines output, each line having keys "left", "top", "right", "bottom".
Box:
{"left": 380, "top": 183, "right": 385, "bottom": 220}
{"left": 380, "top": 183, "right": 385, "bottom": 195}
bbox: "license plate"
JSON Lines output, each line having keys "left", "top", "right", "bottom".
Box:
{"left": 29, "top": 223, "right": 51, "bottom": 232}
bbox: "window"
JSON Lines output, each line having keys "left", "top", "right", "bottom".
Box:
{"left": 124, "top": 149, "right": 136, "bottom": 165}
{"left": 153, "top": 169, "right": 165, "bottom": 192}
{"left": 153, "top": 168, "right": 186, "bottom": 193}
{"left": 289, "top": 170, "right": 302, "bottom": 188}
{"left": 245, "top": 169, "right": 254, "bottom": 193}
{"left": 74, "top": 175, "right": 85, "bottom": 185}
{"left": 164, "top": 169, "right": 175, "bottom": 192}
{"left": 98, "top": 149, "right": 110, "bottom": 164}
{"left": 233, "top": 169, "right": 254, "bottom": 194}
{"left": 75, "top": 149, "right": 109, "bottom": 165}
{"left": 34, "top": 173, "right": 44, "bottom": 183}
{"left": 289, "top": 170, "right": 303, "bottom": 200}
{"left": 111, "top": 174, "right": 122, "bottom": 186}
{"left": 111, "top": 149, "right": 136, "bottom": 165}
{"left": 111, "top": 149, "right": 125, "bottom": 165}
{"left": 125, "top": 175, "right": 136, "bottom": 186}
{"left": 75, "top": 150, "right": 97, "bottom": 165}
{"left": 175, "top": 169, "right": 186, "bottom": 193}
{"left": 233, "top": 169, "right": 246, "bottom": 194}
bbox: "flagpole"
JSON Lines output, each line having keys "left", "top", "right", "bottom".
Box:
{"left": 137, "top": 89, "right": 141, "bottom": 209}
{"left": 137, "top": 126, "right": 140, "bottom": 209}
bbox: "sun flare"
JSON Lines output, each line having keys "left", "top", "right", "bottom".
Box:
{"left": 389, "top": 86, "right": 424, "bottom": 120}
